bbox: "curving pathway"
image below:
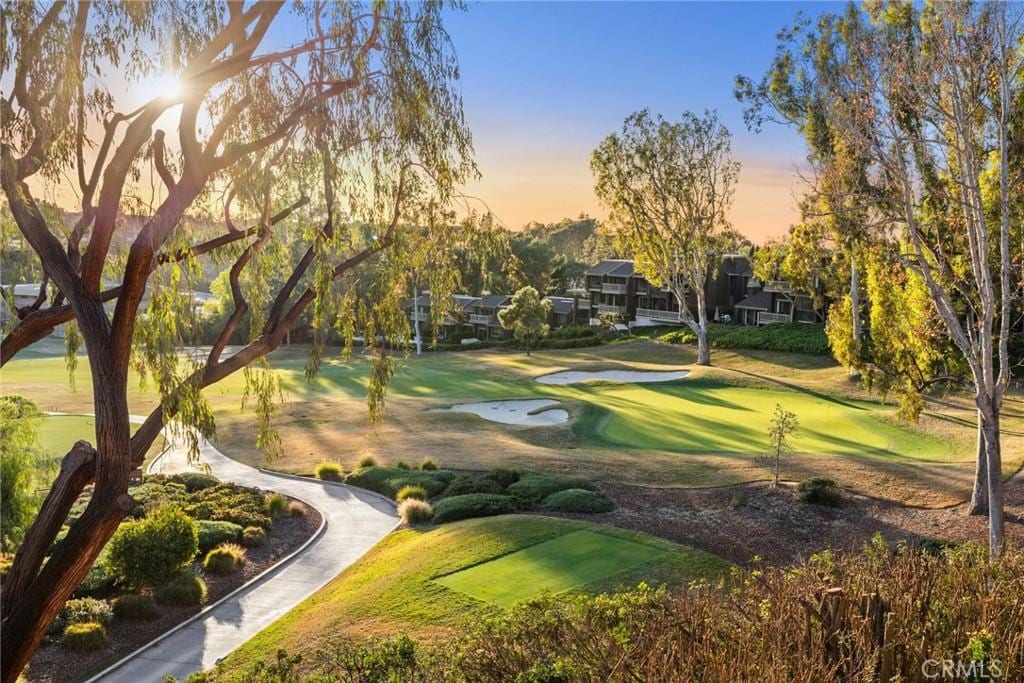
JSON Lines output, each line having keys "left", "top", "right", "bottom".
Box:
{"left": 89, "top": 427, "right": 398, "bottom": 683}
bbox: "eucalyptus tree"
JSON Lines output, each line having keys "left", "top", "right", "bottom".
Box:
{"left": 498, "top": 285, "right": 550, "bottom": 355}
{"left": 740, "top": 2, "right": 1022, "bottom": 557}
{"left": 591, "top": 110, "right": 739, "bottom": 366}
{"left": 0, "top": 1, "right": 477, "bottom": 677}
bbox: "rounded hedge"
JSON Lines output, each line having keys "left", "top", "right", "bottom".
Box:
{"left": 395, "top": 485, "right": 428, "bottom": 503}
{"left": 797, "top": 477, "right": 842, "bottom": 507}
{"left": 506, "top": 474, "right": 596, "bottom": 505}
{"left": 398, "top": 499, "right": 434, "bottom": 525}
{"left": 112, "top": 594, "right": 158, "bottom": 620}
{"left": 356, "top": 455, "right": 378, "bottom": 469}
{"left": 541, "top": 488, "right": 616, "bottom": 514}
{"left": 432, "top": 494, "right": 516, "bottom": 524}
{"left": 62, "top": 597, "right": 114, "bottom": 627}
{"left": 156, "top": 573, "right": 207, "bottom": 606}
{"left": 419, "top": 458, "right": 438, "bottom": 471}
{"left": 442, "top": 474, "right": 501, "bottom": 497}
{"left": 63, "top": 622, "right": 107, "bottom": 651}
{"left": 289, "top": 501, "right": 306, "bottom": 517}
{"left": 204, "top": 543, "right": 246, "bottom": 575}
{"left": 315, "top": 461, "right": 344, "bottom": 482}
{"left": 241, "top": 526, "right": 267, "bottom": 547}
{"left": 171, "top": 471, "right": 220, "bottom": 492}
{"left": 104, "top": 507, "right": 198, "bottom": 588}
{"left": 197, "top": 519, "right": 243, "bottom": 552}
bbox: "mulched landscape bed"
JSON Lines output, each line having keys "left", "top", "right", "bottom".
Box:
{"left": 26, "top": 498, "right": 321, "bottom": 683}
{"left": 550, "top": 475, "right": 1024, "bottom": 567}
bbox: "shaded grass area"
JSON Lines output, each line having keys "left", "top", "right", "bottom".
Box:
{"left": 434, "top": 530, "right": 667, "bottom": 607}
{"left": 213, "top": 515, "right": 729, "bottom": 677}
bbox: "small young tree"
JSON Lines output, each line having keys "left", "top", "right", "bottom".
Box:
{"left": 498, "top": 286, "right": 551, "bottom": 356}
{"left": 763, "top": 404, "right": 798, "bottom": 487}
{"left": 591, "top": 110, "right": 740, "bottom": 366}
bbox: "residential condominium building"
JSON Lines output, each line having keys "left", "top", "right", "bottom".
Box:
{"left": 405, "top": 292, "right": 589, "bottom": 341}
{"left": 584, "top": 256, "right": 826, "bottom": 327}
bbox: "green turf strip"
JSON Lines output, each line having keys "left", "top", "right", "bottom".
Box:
{"left": 434, "top": 530, "right": 667, "bottom": 607}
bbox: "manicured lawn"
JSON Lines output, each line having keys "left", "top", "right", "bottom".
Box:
{"left": 434, "top": 529, "right": 668, "bottom": 607}
{"left": 212, "top": 515, "right": 729, "bottom": 678}
{"left": 37, "top": 414, "right": 102, "bottom": 460}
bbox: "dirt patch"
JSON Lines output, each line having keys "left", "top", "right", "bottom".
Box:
{"left": 563, "top": 476, "right": 1024, "bottom": 567}
{"left": 26, "top": 500, "right": 322, "bottom": 683}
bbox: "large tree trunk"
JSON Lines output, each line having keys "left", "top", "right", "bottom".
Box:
{"left": 412, "top": 284, "right": 422, "bottom": 356}
{"left": 968, "top": 412, "right": 988, "bottom": 515}
{"left": 979, "top": 407, "right": 1005, "bottom": 559}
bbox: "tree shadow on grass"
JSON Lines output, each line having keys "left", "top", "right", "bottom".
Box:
{"left": 724, "top": 368, "right": 868, "bottom": 411}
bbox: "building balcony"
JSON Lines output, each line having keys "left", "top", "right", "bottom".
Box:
{"left": 601, "top": 283, "right": 627, "bottom": 295}
{"left": 636, "top": 307, "right": 684, "bottom": 323}
{"left": 596, "top": 304, "right": 627, "bottom": 316}
{"left": 468, "top": 313, "right": 494, "bottom": 325}
{"left": 757, "top": 311, "right": 792, "bottom": 325}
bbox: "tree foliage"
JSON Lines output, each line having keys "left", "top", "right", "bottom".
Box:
{"left": 498, "top": 286, "right": 551, "bottom": 355}
{"left": 0, "top": 395, "right": 43, "bottom": 551}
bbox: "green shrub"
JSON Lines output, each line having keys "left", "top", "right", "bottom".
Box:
{"left": 346, "top": 466, "right": 455, "bottom": 498}
{"left": 241, "top": 526, "right": 267, "bottom": 547}
{"left": 180, "top": 483, "right": 272, "bottom": 530}
{"left": 289, "top": 501, "right": 306, "bottom": 517}
{"left": 398, "top": 499, "right": 434, "bottom": 525}
{"left": 419, "top": 458, "right": 438, "bottom": 471}
{"left": 63, "top": 622, "right": 107, "bottom": 651}
{"left": 112, "top": 594, "right": 158, "bottom": 620}
{"left": 73, "top": 555, "right": 115, "bottom": 598}
{"left": 104, "top": 506, "right": 198, "bottom": 588}
{"left": 658, "top": 322, "right": 829, "bottom": 356}
{"left": 197, "top": 520, "right": 243, "bottom": 552}
{"left": 541, "top": 488, "right": 616, "bottom": 514}
{"left": 549, "top": 323, "right": 595, "bottom": 340}
{"left": 265, "top": 493, "right": 288, "bottom": 519}
{"left": 432, "top": 494, "right": 516, "bottom": 524}
{"left": 442, "top": 474, "right": 500, "bottom": 497}
{"left": 797, "top": 477, "right": 842, "bottom": 506}
{"left": 204, "top": 543, "right": 246, "bottom": 575}
{"left": 357, "top": 455, "right": 378, "bottom": 469}
{"left": 395, "top": 460, "right": 411, "bottom": 470}
{"left": 156, "top": 573, "right": 207, "bottom": 606}
{"left": 481, "top": 468, "right": 520, "bottom": 491}
{"left": 315, "top": 461, "right": 344, "bottom": 482}
{"left": 62, "top": 597, "right": 114, "bottom": 627}
{"left": 395, "top": 485, "right": 428, "bottom": 503}
{"left": 507, "top": 474, "right": 597, "bottom": 505}
{"left": 171, "top": 471, "right": 220, "bottom": 492}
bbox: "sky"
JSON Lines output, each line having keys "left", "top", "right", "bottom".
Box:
{"left": 438, "top": 1, "right": 836, "bottom": 241}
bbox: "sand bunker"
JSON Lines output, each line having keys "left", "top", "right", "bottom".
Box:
{"left": 536, "top": 369, "right": 690, "bottom": 385}
{"left": 432, "top": 399, "right": 569, "bottom": 426}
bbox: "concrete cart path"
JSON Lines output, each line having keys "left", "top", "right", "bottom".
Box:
{"left": 91, "top": 428, "right": 398, "bottom": 683}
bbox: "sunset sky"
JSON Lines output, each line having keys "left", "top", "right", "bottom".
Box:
{"left": 439, "top": 1, "right": 833, "bottom": 241}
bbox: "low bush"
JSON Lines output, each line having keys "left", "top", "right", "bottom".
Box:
{"left": 315, "top": 461, "right": 344, "bottom": 482}
{"left": 180, "top": 482, "right": 272, "bottom": 530}
{"left": 549, "top": 323, "right": 595, "bottom": 340}
{"left": 62, "top": 597, "right": 114, "bottom": 627}
{"left": 197, "top": 520, "right": 243, "bottom": 552}
{"left": 156, "top": 573, "right": 207, "bottom": 606}
{"left": 265, "top": 493, "right": 288, "bottom": 519}
{"left": 395, "top": 460, "right": 411, "bottom": 470}
{"left": 171, "top": 471, "right": 220, "bottom": 492}
{"left": 357, "top": 455, "right": 378, "bottom": 469}
{"left": 432, "top": 494, "right": 516, "bottom": 524}
{"left": 204, "top": 543, "right": 246, "bottom": 575}
{"left": 507, "top": 474, "right": 597, "bottom": 505}
{"left": 658, "top": 322, "right": 829, "bottom": 356}
{"left": 63, "top": 622, "right": 107, "bottom": 651}
{"left": 289, "top": 501, "right": 306, "bottom": 517}
{"left": 112, "top": 594, "right": 158, "bottom": 620}
{"left": 540, "top": 488, "right": 615, "bottom": 514}
{"left": 419, "top": 458, "right": 438, "bottom": 471}
{"left": 797, "top": 477, "right": 842, "bottom": 507}
{"left": 398, "top": 499, "right": 434, "bottom": 525}
{"left": 104, "top": 506, "right": 198, "bottom": 588}
{"left": 346, "top": 466, "right": 456, "bottom": 499}
{"left": 395, "top": 485, "right": 428, "bottom": 503}
{"left": 241, "top": 526, "right": 267, "bottom": 547}
{"left": 442, "top": 474, "right": 501, "bottom": 497}
{"left": 480, "top": 468, "right": 520, "bottom": 491}
{"left": 73, "top": 556, "right": 115, "bottom": 598}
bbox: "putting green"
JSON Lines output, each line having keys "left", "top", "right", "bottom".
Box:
{"left": 570, "top": 380, "right": 955, "bottom": 461}
{"left": 434, "top": 530, "right": 668, "bottom": 607}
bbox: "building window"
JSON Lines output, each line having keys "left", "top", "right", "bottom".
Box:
{"left": 776, "top": 300, "right": 792, "bottom": 315}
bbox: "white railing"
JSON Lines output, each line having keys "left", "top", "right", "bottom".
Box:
{"left": 758, "top": 311, "right": 791, "bottom": 325}
{"left": 596, "top": 304, "right": 626, "bottom": 316}
{"left": 468, "top": 313, "right": 493, "bottom": 325}
{"left": 601, "top": 283, "right": 627, "bottom": 294}
{"left": 636, "top": 307, "right": 684, "bottom": 323}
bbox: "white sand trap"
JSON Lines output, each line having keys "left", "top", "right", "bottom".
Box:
{"left": 536, "top": 369, "right": 690, "bottom": 385}
{"left": 432, "top": 399, "right": 569, "bottom": 426}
